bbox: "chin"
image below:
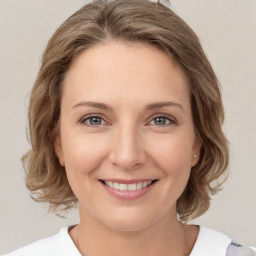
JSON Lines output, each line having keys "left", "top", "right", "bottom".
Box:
{"left": 98, "top": 208, "right": 160, "bottom": 232}
{"left": 104, "top": 219, "right": 151, "bottom": 232}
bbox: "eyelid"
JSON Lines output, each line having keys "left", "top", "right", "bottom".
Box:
{"left": 78, "top": 113, "right": 177, "bottom": 127}
{"left": 158, "top": 113, "right": 176, "bottom": 121}
{"left": 79, "top": 113, "right": 109, "bottom": 127}
{"left": 147, "top": 114, "right": 177, "bottom": 125}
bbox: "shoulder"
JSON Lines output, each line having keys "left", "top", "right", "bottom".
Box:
{"left": 227, "top": 242, "right": 256, "bottom": 256}
{"left": 190, "top": 226, "right": 232, "bottom": 256}
{"left": 3, "top": 226, "right": 81, "bottom": 256}
{"left": 190, "top": 226, "right": 256, "bottom": 256}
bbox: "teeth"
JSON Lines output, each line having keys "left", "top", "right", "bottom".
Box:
{"left": 104, "top": 181, "right": 153, "bottom": 191}
{"left": 114, "top": 182, "right": 119, "bottom": 189}
{"left": 143, "top": 181, "right": 148, "bottom": 188}
{"left": 119, "top": 184, "right": 128, "bottom": 191}
{"left": 137, "top": 182, "right": 142, "bottom": 190}
{"left": 128, "top": 183, "right": 136, "bottom": 191}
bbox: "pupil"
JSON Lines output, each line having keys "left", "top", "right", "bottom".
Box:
{"left": 155, "top": 117, "right": 166, "bottom": 125}
{"left": 90, "top": 117, "right": 101, "bottom": 125}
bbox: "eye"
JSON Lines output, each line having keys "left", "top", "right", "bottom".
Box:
{"left": 149, "top": 115, "right": 175, "bottom": 126}
{"left": 81, "top": 115, "right": 107, "bottom": 127}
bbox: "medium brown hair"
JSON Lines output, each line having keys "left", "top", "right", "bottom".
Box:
{"left": 23, "top": 0, "right": 229, "bottom": 222}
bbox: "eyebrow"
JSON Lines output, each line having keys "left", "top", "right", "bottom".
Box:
{"left": 73, "top": 101, "right": 113, "bottom": 111}
{"left": 144, "top": 102, "right": 184, "bottom": 112}
{"left": 72, "top": 101, "right": 184, "bottom": 112}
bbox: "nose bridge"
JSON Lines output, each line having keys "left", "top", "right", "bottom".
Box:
{"left": 109, "top": 120, "right": 146, "bottom": 170}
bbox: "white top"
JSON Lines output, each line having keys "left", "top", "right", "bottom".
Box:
{"left": 189, "top": 226, "right": 231, "bottom": 256}
{"left": 3, "top": 226, "right": 256, "bottom": 256}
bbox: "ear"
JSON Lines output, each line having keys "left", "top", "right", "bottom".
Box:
{"left": 191, "top": 134, "right": 202, "bottom": 167}
{"left": 54, "top": 134, "right": 65, "bottom": 166}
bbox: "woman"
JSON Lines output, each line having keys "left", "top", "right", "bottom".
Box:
{"left": 4, "top": 0, "right": 255, "bottom": 255}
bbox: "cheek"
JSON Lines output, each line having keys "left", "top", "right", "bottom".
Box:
{"left": 62, "top": 134, "right": 110, "bottom": 176}
{"left": 149, "top": 135, "right": 193, "bottom": 187}
{"left": 150, "top": 134, "right": 194, "bottom": 169}
{"left": 61, "top": 134, "right": 111, "bottom": 203}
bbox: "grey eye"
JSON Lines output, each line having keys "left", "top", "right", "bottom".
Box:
{"left": 86, "top": 116, "right": 103, "bottom": 126}
{"left": 152, "top": 117, "right": 170, "bottom": 126}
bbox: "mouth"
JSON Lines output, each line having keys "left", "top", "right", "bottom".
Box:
{"left": 100, "top": 179, "right": 158, "bottom": 191}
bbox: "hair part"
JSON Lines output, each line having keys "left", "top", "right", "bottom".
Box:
{"left": 23, "top": 0, "right": 229, "bottom": 222}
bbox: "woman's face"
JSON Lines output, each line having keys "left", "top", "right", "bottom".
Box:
{"left": 55, "top": 41, "right": 201, "bottom": 231}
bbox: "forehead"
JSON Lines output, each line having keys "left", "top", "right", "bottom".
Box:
{"left": 62, "top": 40, "right": 190, "bottom": 110}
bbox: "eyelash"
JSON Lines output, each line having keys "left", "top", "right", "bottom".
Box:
{"left": 79, "top": 114, "right": 177, "bottom": 128}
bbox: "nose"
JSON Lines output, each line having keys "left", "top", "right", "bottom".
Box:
{"left": 108, "top": 124, "right": 147, "bottom": 171}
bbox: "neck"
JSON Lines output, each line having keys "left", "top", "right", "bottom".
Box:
{"left": 69, "top": 207, "right": 198, "bottom": 256}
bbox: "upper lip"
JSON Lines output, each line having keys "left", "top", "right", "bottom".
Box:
{"left": 99, "top": 179, "right": 157, "bottom": 184}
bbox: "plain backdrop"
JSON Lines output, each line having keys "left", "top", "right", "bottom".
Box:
{"left": 0, "top": 0, "right": 255, "bottom": 254}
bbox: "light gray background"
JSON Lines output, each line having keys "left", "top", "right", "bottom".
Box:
{"left": 0, "top": 0, "right": 255, "bottom": 254}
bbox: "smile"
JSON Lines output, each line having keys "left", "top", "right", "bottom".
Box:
{"left": 99, "top": 179, "right": 158, "bottom": 200}
{"left": 102, "top": 180, "right": 153, "bottom": 191}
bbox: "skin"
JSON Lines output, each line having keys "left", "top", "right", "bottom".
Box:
{"left": 55, "top": 40, "right": 201, "bottom": 256}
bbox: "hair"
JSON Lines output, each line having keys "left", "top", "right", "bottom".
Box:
{"left": 22, "top": 0, "right": 229, "bottom": 222}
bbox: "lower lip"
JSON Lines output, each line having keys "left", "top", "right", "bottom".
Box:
{"left": 100, "top": 181, "right": 156, "bottom": 200}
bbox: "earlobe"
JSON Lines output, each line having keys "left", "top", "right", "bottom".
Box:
{"left": 191, "top": 153, "right": 199, "bottom": 167}
{"left": 54, "top": 135, "right": 65, "bottom": 166}
{"left": 191, "top": 135, "right": 202, "bottom": 167}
